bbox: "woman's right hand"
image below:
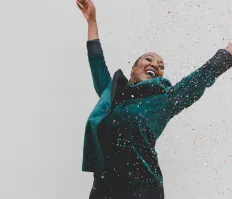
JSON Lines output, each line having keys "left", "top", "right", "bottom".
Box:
{"left": 76, "top": 0, "right": 96, "bottom": 22}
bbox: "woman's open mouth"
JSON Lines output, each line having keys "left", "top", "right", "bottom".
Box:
{"left": 145, "top": 70, "right": 156, "bottom": 78}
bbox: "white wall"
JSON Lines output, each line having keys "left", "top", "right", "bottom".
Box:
{"left": 0, "top": 0, "right": 232, "bottom": 198}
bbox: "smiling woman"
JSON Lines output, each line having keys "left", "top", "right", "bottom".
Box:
{"left": 76, "top": 0, "right": 232, "bottom": 199}
{"left": 128, "top": 52, "right": 165, "bottom": 85}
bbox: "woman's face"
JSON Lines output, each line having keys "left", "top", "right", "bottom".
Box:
{"left": 131, "top": 52, "right": 165, "bottom": 84}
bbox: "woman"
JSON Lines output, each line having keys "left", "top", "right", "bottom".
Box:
{"left": 77, "top": 0, "right": 232, "bottom": 198}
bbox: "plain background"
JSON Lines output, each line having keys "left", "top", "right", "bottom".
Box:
{"left": 0, "top": 0, "right": 232, "bottom": 198}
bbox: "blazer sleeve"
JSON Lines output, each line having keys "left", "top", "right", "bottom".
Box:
{"left": 167, "top": 49, "right": 232, "bottom": 118}
{"left": 87, "top": 39, "right": 112, "bottom": 97}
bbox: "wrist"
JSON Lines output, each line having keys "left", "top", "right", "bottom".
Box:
{"left": 87, "top": 19, "right": 97, "bottom": 24}
{"left": 87, "top": 19, "right": 99, "bottom": 41}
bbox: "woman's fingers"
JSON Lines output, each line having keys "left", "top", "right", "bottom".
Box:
{"left": 76, "top": 0, "right": 88, "bottom": 11}
{"left": 77, "top": 1, "right": 84, "bottom": 10}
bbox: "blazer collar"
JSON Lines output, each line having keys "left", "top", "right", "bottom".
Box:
{"left": 111, "top": 69, "right": 172, "bottom": 105}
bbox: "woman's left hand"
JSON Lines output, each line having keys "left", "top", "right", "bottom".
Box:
{"left": 225, "top": 42, "right": 232, "bottom": 55}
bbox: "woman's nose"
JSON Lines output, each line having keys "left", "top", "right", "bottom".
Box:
{"left": 150, "top": 63, "right": 159, "bottom": 70}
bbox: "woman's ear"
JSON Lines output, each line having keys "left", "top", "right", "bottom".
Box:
{"left": 131, "top": 66, "right": 135, "bottom": 77}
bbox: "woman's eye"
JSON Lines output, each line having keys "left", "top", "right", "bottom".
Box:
{"left": 145, "top": 58, "right": 152, "bottom": 62}
{"left": 145, "top": 58, "right": 165, "bottom": 70}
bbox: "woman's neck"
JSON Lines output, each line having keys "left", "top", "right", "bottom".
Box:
{"left": 127, "top": 78, "right": 135, "bottom": 86}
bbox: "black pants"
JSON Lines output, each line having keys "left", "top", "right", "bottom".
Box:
{"left": 89, "top": 174, "right": 165, "bottom": 199}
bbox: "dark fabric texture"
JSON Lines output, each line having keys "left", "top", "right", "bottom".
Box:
{"left": 87, "top": 39, "right": 103, "bottom": 56}
{"left": 89, "top": 174, "right": 164, "bottom": 199}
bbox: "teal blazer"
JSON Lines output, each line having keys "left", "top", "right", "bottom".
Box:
{"left": 82, "top": 39, "right": 232, "bottom": 177}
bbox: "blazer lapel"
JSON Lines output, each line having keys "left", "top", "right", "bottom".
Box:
{"left": 111, "top": 69, "right": 128, "bottom": 104}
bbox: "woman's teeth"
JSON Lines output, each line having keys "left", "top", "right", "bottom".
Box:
{"left": 146, "top": 70, "right": 155, "bottom": 77}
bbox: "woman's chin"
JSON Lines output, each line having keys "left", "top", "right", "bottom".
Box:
{"left": 143, "top": 75, "right": 155, "bottom": 81}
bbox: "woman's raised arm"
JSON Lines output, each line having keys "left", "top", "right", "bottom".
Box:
{"left": 167, "top": 43, "right": 232, "bottom": 118}
{"left": 77, "top": 0, "right": 112, "bottom": 97}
